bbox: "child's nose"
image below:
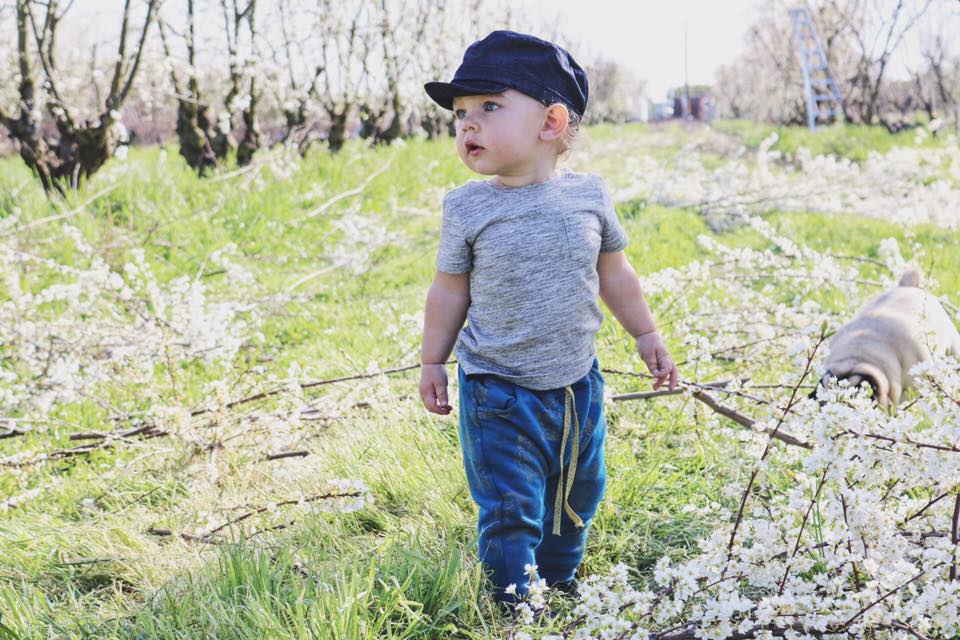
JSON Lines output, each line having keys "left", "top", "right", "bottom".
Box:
{"left": 459, "top": 112, "right": 479, "bottom": 130}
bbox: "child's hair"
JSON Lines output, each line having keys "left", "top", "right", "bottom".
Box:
{"left": 557, "top": 104, "right": 582, "bottom": 156}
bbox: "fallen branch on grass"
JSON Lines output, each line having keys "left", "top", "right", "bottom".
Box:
{"left": 263, "top": 450, "right": 309, "bottom": 461}
{"left": 0, "top": 184, "right": 120, "bottom": 238}
{"left": 1, "top": 428, "right": 167, "bottom": 468}
{"left": 146, "top": 527, "right": 221, "bottom": 545}
{"left": 193, "top": 361, "right": 442, "bottom": 417}
{"left": 297, "top": 155, "right": 395, "bottom": 222}
{"left": 146, "top": 490, "right": 364, "bottom": 545}
{"left": 68, "top": 423, "right": 157, "bottom": 441}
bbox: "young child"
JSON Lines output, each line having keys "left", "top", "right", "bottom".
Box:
{"left": 418, "top": 30, "right": 678, "bottom": 603}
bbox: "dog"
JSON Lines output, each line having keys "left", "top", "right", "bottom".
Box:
{"left": 814, "top": 263, "right": 960, "bottom": 407}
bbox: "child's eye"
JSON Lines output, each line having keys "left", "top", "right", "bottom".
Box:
{"left": 454, "top": 109, "right": 466, "bottom": 119}
{"left": 483, "top": 101, "right": 499, "bottom": 112}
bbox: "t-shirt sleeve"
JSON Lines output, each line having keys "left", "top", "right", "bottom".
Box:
{"left": 597, "top": 177, "right": 629, "bottom": 252}
{"left": 435, "top": 193, "right": 473, "bottom": 273}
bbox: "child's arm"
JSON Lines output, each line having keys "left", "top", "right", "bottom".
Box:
{"left": 597, "top": 251, "right": 679, "bottom": 390}
{"left": 419, "top": 271, "right": 470, "bottom": 415}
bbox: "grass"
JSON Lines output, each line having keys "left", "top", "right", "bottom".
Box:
{"left": 713, "top": 119, "right": 947, "bottom": 162}
{"left": 1, "top": 123, "right": 958, "bottom": 639}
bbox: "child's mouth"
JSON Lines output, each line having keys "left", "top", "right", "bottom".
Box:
{"left": 465, "top": 142, "right": 485, "bottom": 157}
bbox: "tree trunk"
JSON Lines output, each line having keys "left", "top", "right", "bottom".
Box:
{"left": 3, "top": 0, "right": 157, "bottom": 195}
{"left": 236, "top": 84, "right": 261, "bottom": 166}
{"left": 327, "top": 108, "right": 349, "bottom": 152}
{"left": 175, "top": 98, "right": 218, "bottom": 175}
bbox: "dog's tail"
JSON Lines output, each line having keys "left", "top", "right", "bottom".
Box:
{"left": 898, "top": 262, "right": 923, "bottom": 288}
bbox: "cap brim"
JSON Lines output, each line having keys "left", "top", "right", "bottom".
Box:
{"left": 424, "top": 80, "right": 510, "bottom": 110}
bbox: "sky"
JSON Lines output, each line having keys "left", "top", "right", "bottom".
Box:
{"left": 69, "top": 0, "right": 762, "bottom": 102}
{"left": 531, "top": 0, "right": 762, "bottom": 100}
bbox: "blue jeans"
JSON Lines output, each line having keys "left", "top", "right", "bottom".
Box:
{"left": 457, "top": 359, "right": 607, "bottom": 603}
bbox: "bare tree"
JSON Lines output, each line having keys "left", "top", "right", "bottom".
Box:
{"left": 270, "top": 0, "right": 324, "bottom": 154}
{"left": 221, "top": 0, "right": 260, "bottom": 165}
{"left": 714, "top": 0, "right": 941, "bottom": 128}
{"left": 315, "top": 0, "right": 373, "bottom": 152}
{"left": 158, "top": 0, "right": 218, "bottom": 174}
{"left": 260, "top": 0, "right": 373, "bottom": 154}
{"left": 157, "top": 0, "right": 261, "bottom": 172}
{"left": 0, "top": 0, "right": 158, "bottom": 194}
{"left": 918, "top": 23, "right": 960, "bottom": 131}
{"left": 832, "top": 0, "right": 934, "bottom": 124}
{"left": 582, "top": 58, "right": 648, "bottom": 124}
{"left": 714, "top": 2, "right": 809, "bottom": 124}
{"left": 357, "top": 0, "right": 436, "bottom": 144}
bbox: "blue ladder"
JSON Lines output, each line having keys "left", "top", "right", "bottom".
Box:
{"left": 789, "top": 7, "right": 844, "bottom": 130}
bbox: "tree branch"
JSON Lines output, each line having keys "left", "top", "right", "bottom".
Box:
{"left": 106, "top": 0, "right": 132, "bottom": 105}
{"left": 113, "top": 0, "right": 159, "bottom": 109}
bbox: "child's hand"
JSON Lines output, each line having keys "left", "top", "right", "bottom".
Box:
{"left": 419, "top": 364, "right": 453, "bottom": 415}
{"left": 635, "top": 331, "right": 678, "bottom": 391}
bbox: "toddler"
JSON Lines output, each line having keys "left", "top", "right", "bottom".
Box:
{"left": 419, "top": 30, "right": 678, "bottom": 603}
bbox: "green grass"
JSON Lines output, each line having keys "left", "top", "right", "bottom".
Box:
{"left": 713, "top": 119, "right": 945, "bottom": 162}
{"left": 1, "top": 124, "right": 959, "bottom": 639}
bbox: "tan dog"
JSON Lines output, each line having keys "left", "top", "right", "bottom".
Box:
{"left": 816, "top": 264, "right": 960, "bottom": 407}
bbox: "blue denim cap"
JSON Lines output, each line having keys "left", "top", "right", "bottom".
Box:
{"left": 424, "top": 30, "right": 588, "bottom": 117}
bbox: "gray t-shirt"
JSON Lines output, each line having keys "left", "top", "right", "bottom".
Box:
{"left": 436, "top": 170, "right": 629, "bottom": 390}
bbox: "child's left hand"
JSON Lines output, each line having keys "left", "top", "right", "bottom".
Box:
{"left": 635, "top": 331, "right": 678, "bottom": 391}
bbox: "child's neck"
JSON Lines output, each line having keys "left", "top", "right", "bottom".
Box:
{"left": 490, "top": 156, "right": 560, "bottom": 188}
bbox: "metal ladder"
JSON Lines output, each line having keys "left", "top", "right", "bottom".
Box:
{"left": 789, "top": 7, "right": 844, "bottom": 130}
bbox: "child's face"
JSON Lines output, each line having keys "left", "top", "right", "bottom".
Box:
{"left": 452, "top": 89, "right": 551, "bottom": 178}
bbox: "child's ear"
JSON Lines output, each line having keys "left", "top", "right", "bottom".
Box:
{"left": 540, "top": 104, "right": 569, "bottom": 142}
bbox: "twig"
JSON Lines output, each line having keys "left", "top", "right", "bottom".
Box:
{"left": 297, "top": 154, "right": 394, "bottom": 222}
{"left": 951, "top": 494, "right": 960, "bottom": 581}
{"left": 778, "top": 465, "right": 830, "bottom": 594}
{"left": 903, "top": 491, "right": 949, "bottom": 523}
{"left": 892, "top": 620, "right": 934, "bottom": 640}
{"left": 147, "top": 527, "right": 221, "bottom": 545}
{"left": 831, "top": 568, "right": 928, "bottom": 632}
{"left": 263, "top": 450, "right": 309, "bottom": 461}
{"left": 604, "top": 368, "right": 775, "bottom": 406}
{"left": 68, "top": 424, "right": 155, "bottom": 441}
{"left": 826, "top": 253, "right": 894, "bottom": 272}
{"left": 1, "top": 184, "right": 120, "bottom": 238}
{"left": 835, "top": 429, "right": 960, "bottom": 454}
{"left": 611, "top": 377, "right": 745, "bottom": 401}
{"left": 841, "top": 493, "right": 864, "bottom": 591}
{"left": 1, "top": 428, "right": 167, "bottom": 467}
{"left": 108, "top": 487, "right": 161, "bottom": 515}
{"left": 692, "top": 389, "right": 810, "bottom": 449}
{"left": 611, "top": 388, "right": 682, "bottom": 401}
{"left": 148, "top": 491, "right": 365, "bottom": 546}
{"left": 192, "top": 360, "right": 449, "bottom": 418}
{"left": 206, "top": 155, "right": 272, "bottom": 183}
{"left": 730, "top": 273, "right": 885, "bottom": 288}
{"left": 725, "top": 328, "right": 828, "bottom": 559}
{"left": 675, "top": 334, "right": 793, "bottom": 367}
{"left": 53, "top": 557, "right": 123, "bottom": 567}
{"left": 202, "top": 490, "right": 363, "bottom": 538}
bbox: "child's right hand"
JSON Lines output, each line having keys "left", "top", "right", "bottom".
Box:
{"left": 419, "top": 364, "right": 452, "bottom": 415}
{"left": 636, "top": 331, "right": 679, "bottom": 391}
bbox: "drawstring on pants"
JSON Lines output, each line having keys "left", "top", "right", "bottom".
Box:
{"left": 552, "top": 385, "right": 585, "bottom": 535}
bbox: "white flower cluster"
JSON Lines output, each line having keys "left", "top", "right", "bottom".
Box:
{"left": 515, "top": 358, "right": 960, "bottom": 639}
{"left": 0, "top": 236, "right": 260, "bottom": 416}
{"left": 600, "top": 127, "right": 960, "bottom": 229}
{"left": 634, "top": 216, "right": 900, "bottom": 383}
{"left": 325, "top": 212, "right": 403, "bottom": 277}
